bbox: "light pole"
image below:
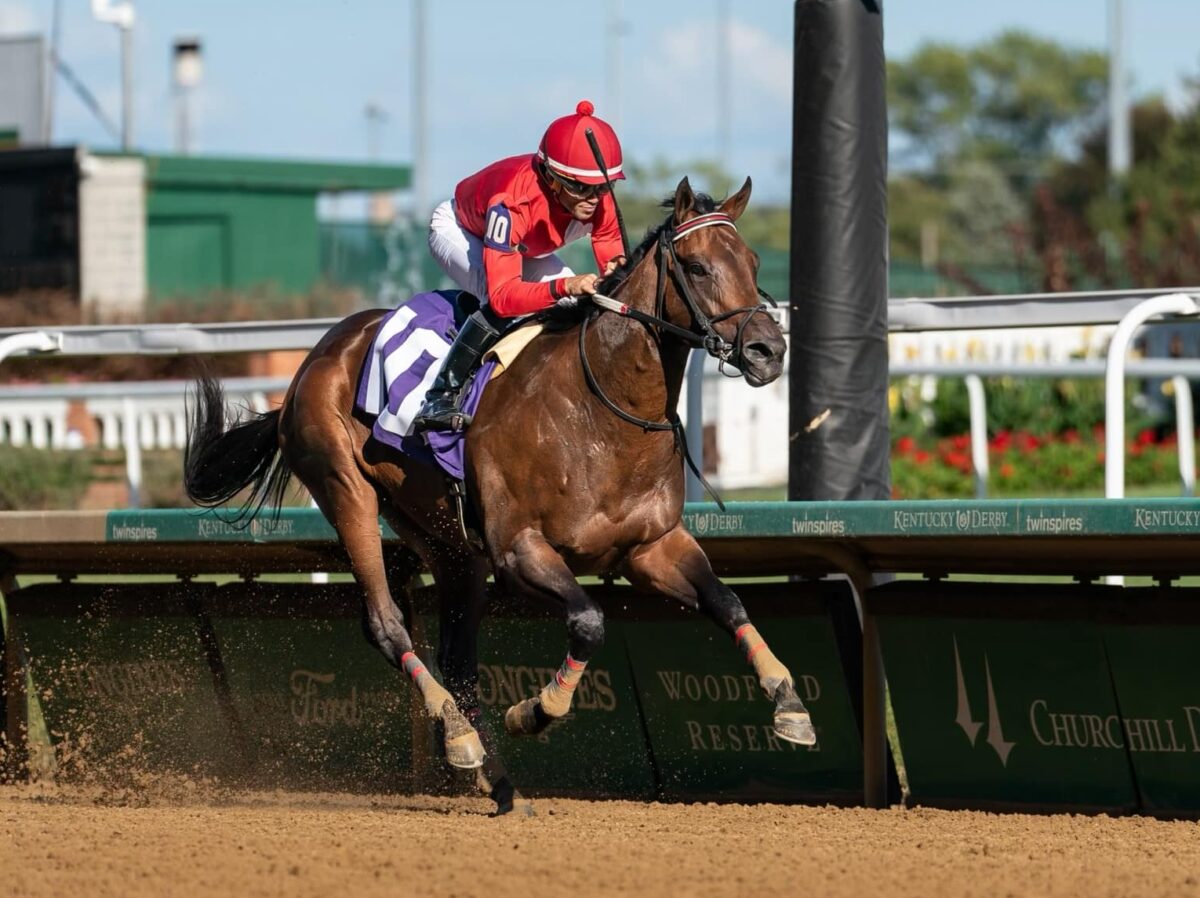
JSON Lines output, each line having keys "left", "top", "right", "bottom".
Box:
{"left": 366, "top": 103, "right": 394, "bottom": 224}
{"left": 716, "top": 0, "right": 731, "bottom": 189}
{"left": 1108, "top": 0, "right": 1131, "bottom": 178}
{"left": 91, "top": 0, "right": 135, "bottom": 151}
{"left": 412, "top": 0, "right": 429, "bottom": 223}
{"left": 365, "top": 102, "right": 387, "bottom": 161}
{"left": 41, "top": 0, "right": 62, "bottom": 143}
{"left": 606, "top": 0, "right": 623, "bottom": 131}
{"left": 172, "top": 37, "right": 202, "bottom": 155}
{"left": 686, "top": 0, "right": 734, "bottom": 502}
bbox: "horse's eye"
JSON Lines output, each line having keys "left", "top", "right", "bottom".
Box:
{"left": 687, "top": 262, "right": 708, "bottom": 278}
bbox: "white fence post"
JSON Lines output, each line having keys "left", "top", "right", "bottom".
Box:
{"left": 965, "top": 375, "right": 988, "bottom": 498}
{"left": 122, "top": 397, "right": 142, "bottom": 508}
{"left": 1105, "top": 294, "right": 1200, "bottom": 500}
{"left": 1103, "top": 294, "right": 1200, "bottom": 586}
{"left": 1173, "top": 375, "right": 1195, "bottom": 497}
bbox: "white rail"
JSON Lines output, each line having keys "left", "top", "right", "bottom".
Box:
{"left": 0, "top": 378, "right": 291, "bottom": 508}
{"left": 1, "top": 289, "right": 1198, "bottom": 506}
{"left": 0, "top": 320, "right": 339, "bottom": 364}
{"left": 1103, "top": 295, "right": 1200, "bottom": 498}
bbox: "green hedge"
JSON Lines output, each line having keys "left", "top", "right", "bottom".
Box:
{"left": 891, "top": 429, "right": 1187, "bottom": 499}
{"left": 889, "top": 375, "right": 1186, "bottom": 498}
{"left": 0, "top": 446, "right": 92, "bottom": 510}
{"left": 890, "top": 375, "right": 1157, "bottom": 441}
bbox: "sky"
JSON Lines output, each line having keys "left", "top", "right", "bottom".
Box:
{"left": 0, "top": 0, "right": 1197, "bottom": 208}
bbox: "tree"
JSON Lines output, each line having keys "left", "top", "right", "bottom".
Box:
{"left": 889, "top": 31, "right": 1108, "bottom": 184}
{"left": 943, "top": 158, "right": 1025, "bottom": 266}
{"left": 888, "top": 31, "right": 1110, "bottom": 278}
{"left": 1036, "top": 66, "right": 1200, "bottom": 290}
{"left": 620, "top": 157, "right": 790, "bottom": 252}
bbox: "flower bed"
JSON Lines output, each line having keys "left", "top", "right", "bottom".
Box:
{"left": 891, "top": 427, "right": 1188, "bottom": 498}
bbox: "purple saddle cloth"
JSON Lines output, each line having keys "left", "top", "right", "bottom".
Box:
{"left": 353, "top": 291, "right": 497, "bottom": 481}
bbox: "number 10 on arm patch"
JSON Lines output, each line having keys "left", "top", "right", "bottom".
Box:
{"left": 483, "top": 204, "right": 514, "bottom": 252}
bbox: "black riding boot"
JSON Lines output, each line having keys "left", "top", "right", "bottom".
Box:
{"left": 411, "top": 310, "right": 502, "bottom": 433}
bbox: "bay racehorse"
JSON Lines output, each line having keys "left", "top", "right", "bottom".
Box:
{"left": 184, "top": 177, "right": 815, "bottom": 815}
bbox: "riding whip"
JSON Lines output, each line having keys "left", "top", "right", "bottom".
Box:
{"left": 584, "top": 127, "right": 631, "bottom": 259}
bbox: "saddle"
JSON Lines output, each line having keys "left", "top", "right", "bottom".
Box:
{"left": 354, "top": 290, "right": 542, "bottom": 475}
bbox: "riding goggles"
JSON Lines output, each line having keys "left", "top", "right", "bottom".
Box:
{"left": 547, "top": 169, "right": 612, "bottom": 200}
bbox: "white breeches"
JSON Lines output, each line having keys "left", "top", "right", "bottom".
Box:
{"left": 427, "top": 199, "right": 574, "bottom": 307}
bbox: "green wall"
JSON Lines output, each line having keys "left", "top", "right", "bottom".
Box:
{"left": 142, "top": 155, "right": 410, "bottom": 300}
{"left": 147, "top": 189, "right": 318, "bottom": 296}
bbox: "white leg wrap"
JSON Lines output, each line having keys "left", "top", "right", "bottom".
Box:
{"left": 735, "top": 624, "right": 792, "bottom": 697}
{"left": 537, "top": 654, "right": 586, "bottom": 718}
{"left": 402, "top": 651, "right": 453, "bottom": 717}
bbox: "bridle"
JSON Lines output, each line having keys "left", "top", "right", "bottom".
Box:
{"left": 576, "top": 210, "right": 780, "bottom": 508}
{"left": 589, "top": 212, "right": 778, "bottom": 371}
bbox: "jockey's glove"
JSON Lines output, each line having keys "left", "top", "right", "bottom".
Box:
{"left": 555, "top": 295, "right": 580, "bottom": 308}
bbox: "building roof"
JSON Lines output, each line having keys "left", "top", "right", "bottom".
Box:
{"left": 0, "top": 147, "right": 412, "bottom": 192}
{"left": 141, "top": 153, "right": 411, "bottom": 193}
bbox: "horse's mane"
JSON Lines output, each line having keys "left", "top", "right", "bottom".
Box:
{"left": 599, "top": 192, "right": 718, "bottom": 294}
{"left": 539, "top": 192, "right": 719, "bottom": 330}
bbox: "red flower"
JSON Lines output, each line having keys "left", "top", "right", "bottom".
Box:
{"left": 990, "top": 429, "right": 1012, "bottom": 451}
{"left": 943, "top": 450, "right": 972, "bottom": 473}
{"left": 914, "top": 450, "right": 931, "bottom": 465}
{"left": 1016, "top": 431, "right": 1040, "bottom": 454}
{"left": 895, "top": 436, "right": 915, "bottom": 455}
{"left": 1062, "top": 428, "right": 1081, "bottom": 445}
{"left": 951, "top": 434, "right": 971, "bottom": 451}
{"left": 1136, "top": 428, "right": 1156, "bottom": 447}
{"left": 999, "top": 462, "right": 1015, "bottom": 478}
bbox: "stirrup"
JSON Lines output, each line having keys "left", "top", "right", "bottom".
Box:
{"left": 413, "top": 396, "right": 472, "bottom": 434}
{"left": 448, "top": 478, "right": 485, "bottom": 552}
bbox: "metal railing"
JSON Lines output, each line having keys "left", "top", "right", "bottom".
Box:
{"left": 893, "top": 360, "right": 1200, "bottom": 498}
{"left": 892, "top": 293, "right": 1200, "bottom": 498}
{"left": 0, "top": 378, "right": 289, "bottom": 507}
{"left": 1, "top": 287, "right": 1199, "bottom": 507}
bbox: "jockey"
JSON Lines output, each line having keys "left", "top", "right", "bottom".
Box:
{"left": 413, "top": 99, "right": 627, "bottom": 433}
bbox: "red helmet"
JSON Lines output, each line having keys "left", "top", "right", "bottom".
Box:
{"left": 538, "top": 100, "right": 625, "bottom": 186}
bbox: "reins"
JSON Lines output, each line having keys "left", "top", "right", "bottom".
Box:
{"left": 576, "top": 211, "right": 780, "bottom": 511}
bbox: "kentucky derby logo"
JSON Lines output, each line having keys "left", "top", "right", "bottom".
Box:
{"left": 687, "top": 512, "right": 744, "bottom": 536}
{"left": 953, "top": 636, "right": 1016, "bottom": 766}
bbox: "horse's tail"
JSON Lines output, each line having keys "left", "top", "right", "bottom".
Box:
{"left": 184, "top": 373, "right": 291, "bottom": 525}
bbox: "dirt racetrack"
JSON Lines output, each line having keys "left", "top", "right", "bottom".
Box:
{"left": 3, "top": 785, "right": 1200, "bottom": 898}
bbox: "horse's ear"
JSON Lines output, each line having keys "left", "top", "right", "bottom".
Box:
{"left": 720, "top": 177, "right": 753, "bottom": 221}
{"left": 673, "top": 176, "right": 695, "bottom": 223}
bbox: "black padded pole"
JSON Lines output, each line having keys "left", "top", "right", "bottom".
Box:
{"left": 788, "top": 0, "right": 889, "bottom": 502}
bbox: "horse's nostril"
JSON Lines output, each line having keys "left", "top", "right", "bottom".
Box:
{"left": 744, "top": 341, "right": 773, "bottom": 363}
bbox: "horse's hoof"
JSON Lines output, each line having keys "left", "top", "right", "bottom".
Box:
{"left": 504, "top": 698, "right": 536, "bottom": 735}
{"left": 774, "top": 709, "right": 817, "bottom": 746}
{"left": 444, "top": 730, "right": 486, "bottom": 769}
{"left": 504, "top": 697, "right": 555, "bottom": 736}
{"left": 491, "top": 798, "right": 536, "bottom": 818}
{"left": 441, "top": 700, "right": 486, "bottom": 769}
{"left": 772, "top": 680, "right": 817, "bottom": 746}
